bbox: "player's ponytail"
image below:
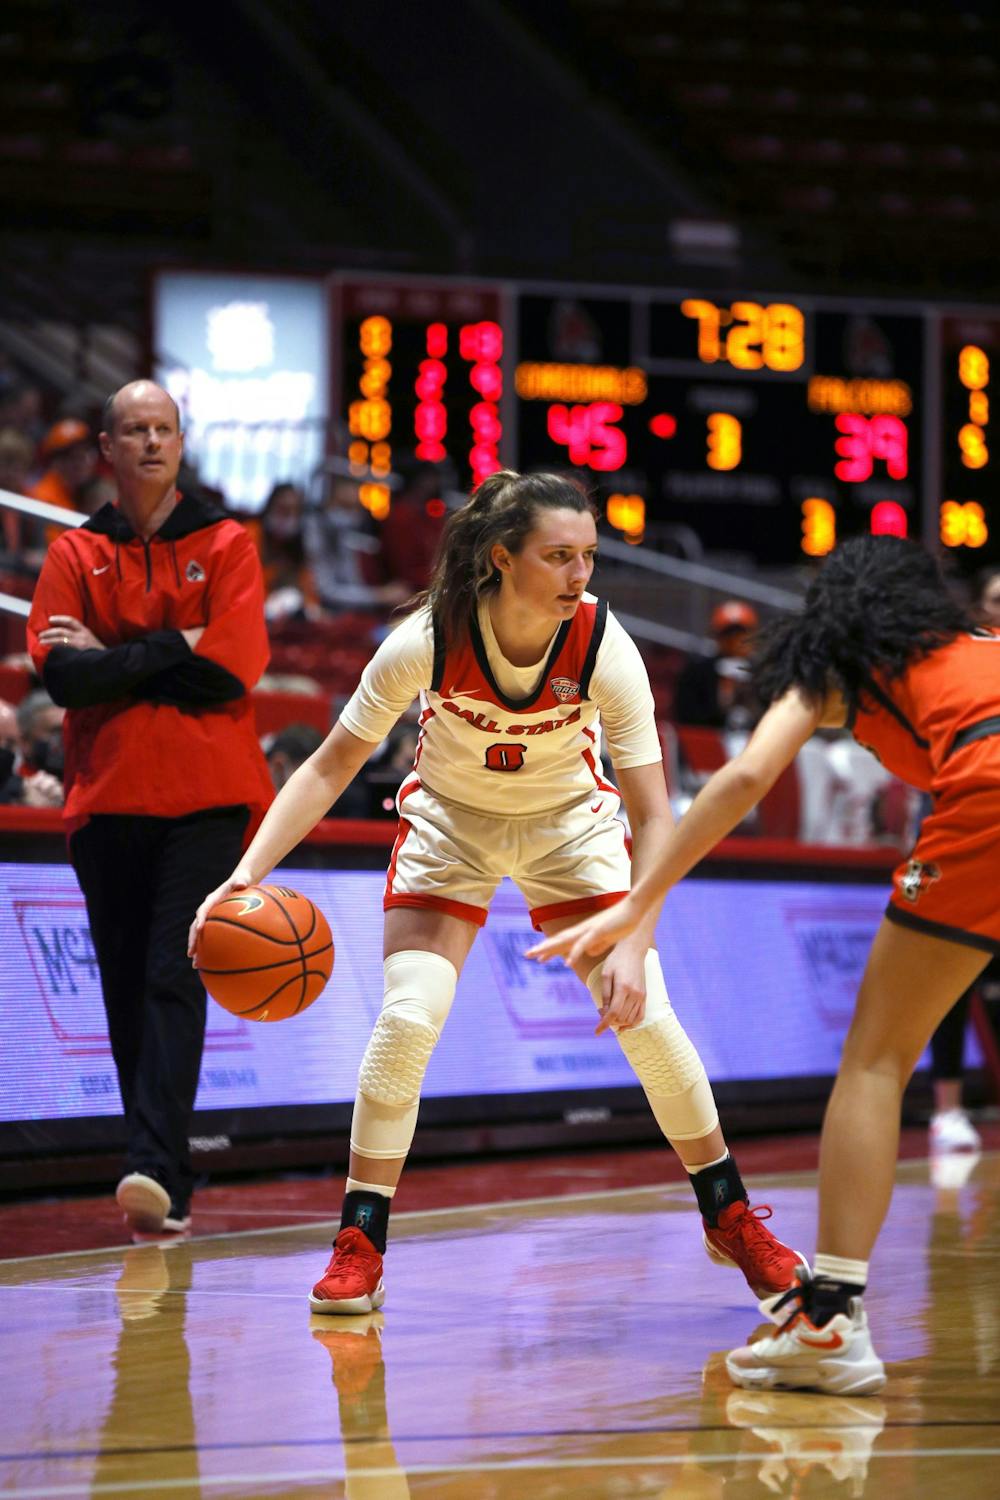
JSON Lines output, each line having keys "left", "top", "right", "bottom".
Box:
{"left": 414, "top": 470, "right": 597, "bottom": 649}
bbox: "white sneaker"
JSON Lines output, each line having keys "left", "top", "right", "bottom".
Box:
{"left": 930, "top": 1108, "right": 981, "bottom": 1154}
{"left": 116, "top": 1172, "right": 170, "bottom": 1233}
{"left": 726, "top": 1298, "right": 886, "bottom": 1396}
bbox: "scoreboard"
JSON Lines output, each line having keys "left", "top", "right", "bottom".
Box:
{"left": 331, "top": 275, "right": 1000, "bottom": 568}
{"left": 939, "top": 311, "right": 999, "bottom": 554}
{"left": 332, "top": 278, "right": 506, "bottom": 520}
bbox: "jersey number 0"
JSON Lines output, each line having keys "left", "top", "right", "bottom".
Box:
{"left": 484, "top": 743, "right": 526, "bottom": 772}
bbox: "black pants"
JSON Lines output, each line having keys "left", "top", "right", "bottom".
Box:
{"left": 930, "top": 987, "right": 972, "bottom": 1083}
{"left": 70, "top": 806, "right": 249, "bottom": 1205}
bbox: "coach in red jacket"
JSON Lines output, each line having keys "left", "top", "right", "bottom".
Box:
{"left": 28, "top": 380, "right": 273, "bottom": 1239}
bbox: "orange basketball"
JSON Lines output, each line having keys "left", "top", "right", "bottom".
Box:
{"left": 195, "top": 884, "right": 334, "bottom": 1022}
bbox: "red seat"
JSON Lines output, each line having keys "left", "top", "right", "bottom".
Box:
{"left": 757, "top": 762, "right": 801, "bottom": 839}
{"left": 0, "top": 663, "right": 32, "bottom": 703}
{"left": 252, "top": 690, "right": 331, "bottom": 739}
{"left": 675, "top": 724, "right": 727, "bottom": 775}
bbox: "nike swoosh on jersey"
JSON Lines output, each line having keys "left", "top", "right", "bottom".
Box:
{"left": 445, "top": 684, "right": 481, "bottom": 698}
{"left": 92, "top": 563, "right": 111, "bottom": 575}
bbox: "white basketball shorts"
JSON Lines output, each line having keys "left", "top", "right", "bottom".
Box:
{"left": 383, "top": 780, "right": 631, "bottom": 930}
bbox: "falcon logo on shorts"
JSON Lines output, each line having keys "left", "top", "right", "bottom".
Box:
{"left": 186, "top": 560, "right": 206, "bottom": 583}
{"left": 899, "top": 858, "right": 941, "bottom": 904}
{"left": 549, "top": 676, "right": 580, "bottom": 703}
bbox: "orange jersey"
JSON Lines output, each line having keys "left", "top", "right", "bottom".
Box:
{"left": 849, "top": 630, "right": 1000, "bottom": 798}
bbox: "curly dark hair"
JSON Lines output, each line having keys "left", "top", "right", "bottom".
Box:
{"left": 752, "top": 535, "right": 973, "bottom": 712}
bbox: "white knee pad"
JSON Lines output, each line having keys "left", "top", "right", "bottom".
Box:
{"left": 351, "top": 949, "right": 458, "bottom": 1162}
{"left": 587, "top": 951, "right": 719, "bottom": 1142}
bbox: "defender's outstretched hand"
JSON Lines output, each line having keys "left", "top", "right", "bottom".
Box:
{"left": 187, "top": 867, "right": 253, "bottom": 959}
{"left": 526, "top": 895, "right": 643, "bottom": 969}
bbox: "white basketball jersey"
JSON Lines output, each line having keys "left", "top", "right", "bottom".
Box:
{"left": 402, "top": 597, "right": 618, "bottom": 818}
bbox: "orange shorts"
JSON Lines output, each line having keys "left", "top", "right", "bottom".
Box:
{"left": 886, "top": 786, "right": 1000, "bottom": 954}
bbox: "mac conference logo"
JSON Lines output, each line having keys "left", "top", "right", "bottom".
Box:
{"left": 549, "top": 676, "right": 580, "bottom": 703}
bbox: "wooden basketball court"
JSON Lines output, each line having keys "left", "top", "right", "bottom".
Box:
{"left": 2, "top": 1150, "right": 998, "bottom": 1498}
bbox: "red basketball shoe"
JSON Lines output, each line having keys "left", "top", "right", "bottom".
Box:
{"left": 309, "top": 1227, "right": 385, "bottom": 1315}
{"left": 703, "top": 1201, "right": 808, "bottom": 1299}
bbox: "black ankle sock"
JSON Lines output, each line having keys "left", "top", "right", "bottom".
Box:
{"left": 808, "top": 1277, "right": 865, "bottom": 1326}
{"left": 340, "top": 1190, "right": 390, "bottom": 1254}
{"left": 691, "top": 1154, "right": 747, "bottom": 1226}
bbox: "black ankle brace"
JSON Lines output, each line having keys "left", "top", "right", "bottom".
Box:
{"left": 691, "top": 1154, "right": 747, "bottom": 1225}
{"left": 808, "top": 1276, "right": 865, "bottom": 1326}
{"left": 340, "top": 1190, "right": 390, "bottom": 1253}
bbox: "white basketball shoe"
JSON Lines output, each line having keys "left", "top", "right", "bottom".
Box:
{"left": 929, "top": 1108, "right": 982, "bottom": 1154}
{"left": 726, "top": 1294, "right": 886, "bottom": 1396}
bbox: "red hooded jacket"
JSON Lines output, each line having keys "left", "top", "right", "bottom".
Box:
{"left": 28, "top": 492, "right": 274, "bottom": 832}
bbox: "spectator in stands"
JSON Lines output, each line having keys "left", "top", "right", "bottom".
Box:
{"left": 796, "top": 729, "right": 895, "bottom": 846}
{"left": 305, "top": 461, "right": 407, "bottom": 613}
{"left": 29, "top": 419, "right": 97, "bottom": 551}
{"left": 27, "top": 379, "right": 273, "bottom": 1241}
{"left": 30, "top": 419, "right": 96, "bottom": 516}
{"left": 266, "top": 722, "right": 324, "bottom": 792}
{"left": 266, "top": 721, "right": 370, "bottom": 818}
{"left": 0, "top": 427, "right": 33, "bottom": 498}
{"left": 0, "top": 428, "right": 35, "bottom": 559}
{"left": 15, "top": 687, "right": 65, "bottom": 807}
{"left": 674, "top": 600, "right": 760, "bottom": 730}
{"left": 363, "top": 720, "right": 421, "bottom": 819}
{"left": 0, "top": 699, "right": 21, "bottom": 803}
{"left": 0, "top": 379, "right": 44, "bottom": 448}
{"left": 377, "top": 455, "right": 450, "bottom": 593}
{"left": 0, "top": 688, "right": 66, "bottom": 807}
{"left": 253, "top": 481, "right": 317, "bottom": 620}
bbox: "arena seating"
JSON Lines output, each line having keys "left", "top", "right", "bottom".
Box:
{"left": 514, "top": 0, "right": 1000, "bottom": 294}
{"left": 251, "top": 689, "right": 331, "bottom": 740}
{"left": 0, "top": 3, "right": 211, "bottom": 237}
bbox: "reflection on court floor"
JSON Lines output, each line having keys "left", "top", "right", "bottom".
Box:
{"left": 1, "top": 1156, "right": 999, "bottom": 1498}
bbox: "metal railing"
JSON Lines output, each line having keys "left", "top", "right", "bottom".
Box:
{"left": 0, "top": 491, "right": 84, "bottom": 620}
{"left": 0, "top": 486, "right": 806, "bottom": 657}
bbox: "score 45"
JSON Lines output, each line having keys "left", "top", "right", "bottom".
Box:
{"left": 547, "top": 401, "right": 627, "bottom": 471}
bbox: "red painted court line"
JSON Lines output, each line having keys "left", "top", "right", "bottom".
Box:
{"left": 3, "top": 1124, "right": 997, "bottom": 1259}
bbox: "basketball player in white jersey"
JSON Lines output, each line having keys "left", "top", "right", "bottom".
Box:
{"left": 191, "top": 471, "right": 804, "bottom": 1314}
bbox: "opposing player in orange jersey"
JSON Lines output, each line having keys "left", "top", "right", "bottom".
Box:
{"left": 191, "top": 470, "right": 804, "bottom": 1314}
{"left": 531, "top": 534, "right": 1000, "bottom": 1396}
